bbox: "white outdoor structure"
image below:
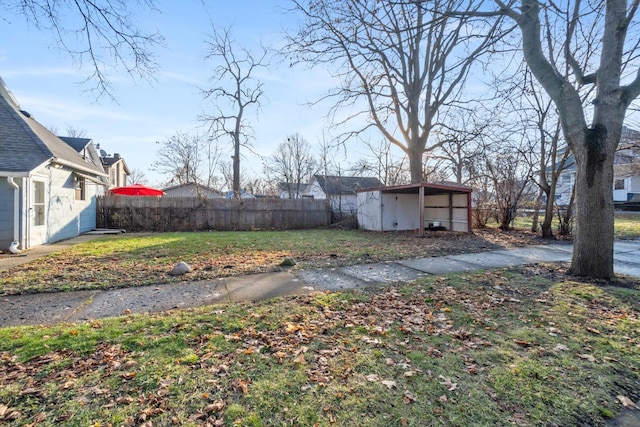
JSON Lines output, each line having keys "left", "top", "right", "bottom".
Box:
{"left": 357, "top": 183, "right": 472, "bottom": 236}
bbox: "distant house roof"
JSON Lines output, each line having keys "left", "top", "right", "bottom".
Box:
{"left": 225, "top": 190, "right": 256, "bottom": 199}
{"left": 278, "top": 182, "right": 312, "bottom": 193}
{"left": 313, "top": 175, "right": 384, "bottom": 196}
{"left": 163, "top": 182, "right": 223, "bottom": 195}
{"left": 0, "top": 77, "right": 105, "bottom": 176}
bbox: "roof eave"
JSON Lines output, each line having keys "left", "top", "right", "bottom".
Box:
{"left": 53, "top": 158, "right": 108, "bottom": 177}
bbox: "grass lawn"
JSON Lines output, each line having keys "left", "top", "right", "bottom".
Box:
{"left": 0, "top": 229, "right": 539, "bottom": 296}
{"left": 1, "top": 265, "right": 638, "bottom": 426}
{"left": 490, "top": 212, "right": 640, "bottom": 240}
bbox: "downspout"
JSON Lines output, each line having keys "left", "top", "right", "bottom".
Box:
{"left": 7, "top": 177, "right": 19, "bottom": 244}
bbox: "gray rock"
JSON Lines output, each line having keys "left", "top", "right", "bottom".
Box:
{"left": 169, "top": 261, "right": 192, "bottom": 276}
{"left": 279, "top": 257, "right": 296, "bottom": 267}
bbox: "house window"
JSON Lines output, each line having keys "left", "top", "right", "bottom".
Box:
{"left": 75, "top": 177, "right": 86, "bottom": 201}
{"left": 34, "top": 181, "right": 45, "bottom": 226}
{"left": 614, "top": 179, "right": 625, "bottom": 190}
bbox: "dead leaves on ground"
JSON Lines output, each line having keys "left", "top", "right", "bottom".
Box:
{"left": 1, "top": 266, "right": 639, "bottom": 425}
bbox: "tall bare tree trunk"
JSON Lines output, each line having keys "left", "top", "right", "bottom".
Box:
{"left": 540, "top": 187, "right": 555, "bottom": 239}
{"left": 570, "top": 126, "right": 618, "bottom": 277}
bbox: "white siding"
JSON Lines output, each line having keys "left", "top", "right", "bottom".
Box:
{"left": 30, "top": 164, "right": 99, "bottom": 246}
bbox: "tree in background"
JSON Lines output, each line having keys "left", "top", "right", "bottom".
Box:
{"left": 432, "top": 107, "right": 488, "bottom": 185}
{"left": 153, "top": 131, "right": 203, "bottom": 187}
{"left": 200, "top": 25, "right": 268, "bottom": 198}
{"left": 286, "top": 0, "right": 503, "bottom": 183}
{"left": 5, "top": 0, "right": 162, "bottom": 99}
{"left": 127, "top": 168, "right": 148, "bottom": 185}
{"left": 351, "top": 139, "right": 410, "bottom": 186}
{"left": 153, "top": 131, "right": 224, "bottom": 189}
{"left": 265, "top": 133, "right": 318, "bottom": 198}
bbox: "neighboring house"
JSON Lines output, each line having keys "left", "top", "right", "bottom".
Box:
{"left": 307, "top": 175, "right": 383, "bottom": 218}
{"left": 163, "top": 182, "right": 224, "bottom": 198}
{"left": 101, "top": 152, "right": 130, "bottom": 188}
{"left": 0, "top": 77, "right": 107, "bottom": 251}
{"left": 59, "top": 136, "right": 110, "bottom": 194}
{"left": 555, "top": 127, "right": 640, "bottom": 206}
{"left": 278, "top": 182, "right": 312, "bottom": 199}
{"left": 225, "top": 190, "right": 256, "bottom": 199}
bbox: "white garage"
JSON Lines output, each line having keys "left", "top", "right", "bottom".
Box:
{"left": 357, "top": 182, "right": 472, "bottom": 235}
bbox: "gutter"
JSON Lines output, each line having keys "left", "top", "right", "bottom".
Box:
{"left": 6, "top": 177, "right": 20, "bottom": 244}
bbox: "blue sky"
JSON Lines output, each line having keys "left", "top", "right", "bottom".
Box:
{"left": 0, "top": 0, "right": 345, "bottom": 186}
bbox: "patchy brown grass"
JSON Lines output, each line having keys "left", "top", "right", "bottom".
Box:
{"left": 0, "top": 229, "right": 553, "bottom": 296}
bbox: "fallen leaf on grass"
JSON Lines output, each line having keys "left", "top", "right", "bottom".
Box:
{"left": 403, "top": 390, "right": 417, "bottom": 404}
{"left": 381, "top": 380, "right": 397, "bottom": 390}
{"left": 617, "top": 395, "right": 639, "bottom": 409}
{"left": 204, "top": 400, "right": 226, "bottom": 413}
{"left": 366, "top": 374, "right": 380, "bottom": 382}
{"left": 576, "top": 354, "right": 597, "bottom": 362}
{"left": 553, "top": 344, "right": 569, "bottom": 352}
{"left": 438, "top": 375, "right": 457, "bottom": 391}
{"left": 514, "top": 339, "right": 534, "bottom": 348}
{"left": 0, "top": 404, "right": 20, "bottom": 421}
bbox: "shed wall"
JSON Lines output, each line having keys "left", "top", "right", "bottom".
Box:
{"left": 357, "top": 188, "right": 470, "bottom": 232}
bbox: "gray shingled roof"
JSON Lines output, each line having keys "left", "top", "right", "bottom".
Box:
{"left": 0, "top": 78, "right": 104, "bottom": 175}
{"left": 313, "top": 175, "right": 383, "bottom": 195}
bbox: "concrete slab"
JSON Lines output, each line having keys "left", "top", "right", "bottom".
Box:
{"left": 615, "top": 263, "right": 640, "bottom": 278}
{"left": 544, "top": 243, "right": 574, "bottom": 253}
{"left": 74, "top": 281, "right": 225, "bottom": 322}
{"left": 339, "top": 263, "right": 428, "bottom": 284}
{"left": 0, "top": 289, "right": 100, "bottom": 327}
{"left": 614, "top": 251, "right": 640, "bottom": 264}
{"left": 446, "top": 252, "right": 529, "bottom": 269}
{"left": 499, "top": 246, "right": 572, "bottom": 263}
{"left": 223, "top": 271, "right": 312, "bottom": 302}
{"left": 295, "top": 268, "right": 372, "bottom": 291}
{"left": 398, "top": 257, "right": 479, "bottom": 274}
{"left": 614, "top": 240, "right": 640, "bottom": 253}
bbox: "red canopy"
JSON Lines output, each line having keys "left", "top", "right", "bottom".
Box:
{"left": 109, "top": 184, "right": 165, "bottom": 196}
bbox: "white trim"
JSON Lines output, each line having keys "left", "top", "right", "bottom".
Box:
{"left": 52, "top": 158, "right": 107, "bottom": 177}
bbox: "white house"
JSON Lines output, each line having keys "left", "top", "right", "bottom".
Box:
{"left": 307, "top": 175, "right": 383, "bottom": 218}
{"left": 555, "top": 128, "right": 640, "bottom": 206}
{"left": 0, "top": 77, "right": 107, "bottom": 251}
{"left": 163, "top": 182, "right": 224, "bottom": 198}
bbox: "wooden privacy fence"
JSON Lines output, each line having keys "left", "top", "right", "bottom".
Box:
{"left": 96, "top": 195, "right": 331, "bottom": 232}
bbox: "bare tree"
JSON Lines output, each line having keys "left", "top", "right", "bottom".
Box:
{"left": 484, "top": 144, "right": 535, "bottom": 230}
{"left": 286, "top": 0, "right": 504, "bottom": 183}
{"left": 520, "top": 71, "right": 571, "bottom": 239}
{"left": 152, "top": 131, "right": 203, "bottom": 187}
{"left": 5, "top": 0, "right": 163, "bottom": 99}
{"left": 64, "top": 125, "right": 88, "bottom": 138}
{"left": 128, "top": 168, "right": 148, "bottom": 185}
{"left": 200, "top": 25, "right": 268, "bottom": 198}
{"left": 458, "top": 0, "right": 640, "bottom": 278}
{"left": 353, "top": 139, "right": 411, "bottom": 186}
{"left": 432, "top": 107, "right": 488, "bottom": 184}
{"left": 266, "top": 133, "right": 318, "bottom": 198}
